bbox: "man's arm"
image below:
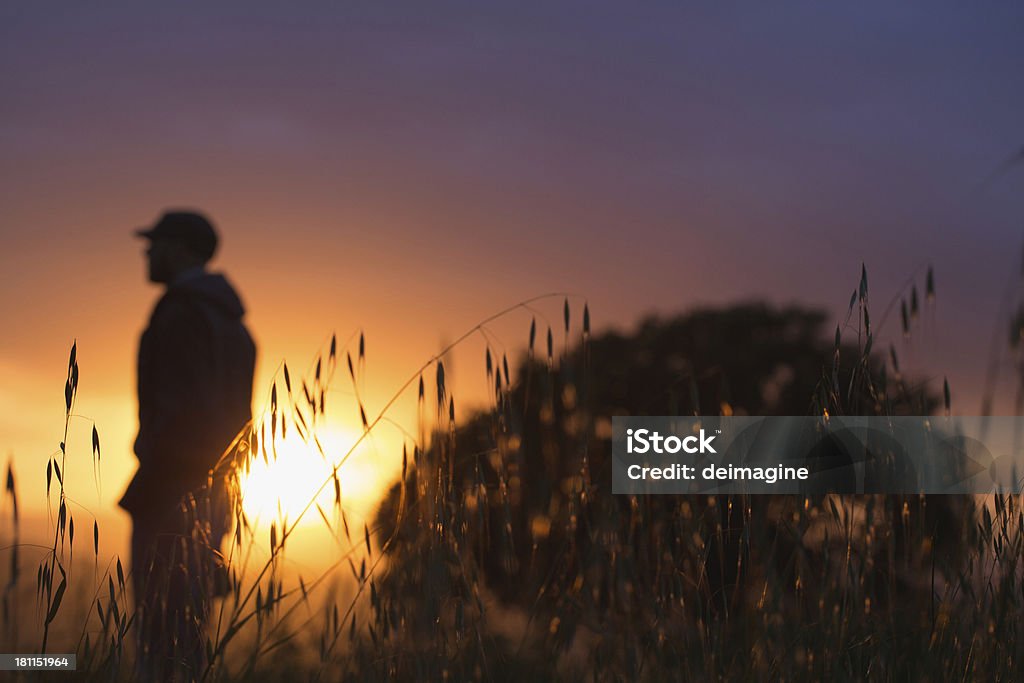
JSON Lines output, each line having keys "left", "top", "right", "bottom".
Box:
{"left": 135, "top": 295, "right": 221, "bottom": 490}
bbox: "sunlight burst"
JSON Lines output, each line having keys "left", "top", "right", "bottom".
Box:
{"left": 238, "top": 422, "right": 397, "bottom": 527}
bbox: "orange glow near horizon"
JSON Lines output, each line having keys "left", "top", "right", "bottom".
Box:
{"left": 237, "top": 420, "right": 402, "bottom": 530}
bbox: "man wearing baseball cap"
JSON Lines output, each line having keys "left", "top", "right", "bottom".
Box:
{"left": 121, "top": 209, "right": 256, "bottom": 680}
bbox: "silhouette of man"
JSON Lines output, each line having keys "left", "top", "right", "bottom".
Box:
{"left": 119, "top": 210, "right": 255, "bottom": 681}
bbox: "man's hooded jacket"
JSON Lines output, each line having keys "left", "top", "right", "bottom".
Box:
{"left": 119, "top": 271, "right": 256, "bottom": 518}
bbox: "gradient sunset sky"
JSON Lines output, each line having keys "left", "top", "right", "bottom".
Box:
{"left": 2, "top": 2, "right": 1023, "bottom": 532}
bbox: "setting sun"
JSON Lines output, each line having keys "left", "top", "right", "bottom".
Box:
{"left": 238, "top": 421, "right": 401, "bottom": 527}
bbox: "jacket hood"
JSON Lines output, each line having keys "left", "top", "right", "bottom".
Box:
{"left": 169, "top": 271, "right": 246, "bottom": 319}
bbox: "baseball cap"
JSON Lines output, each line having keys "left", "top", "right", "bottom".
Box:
{"left": 135, "top": 210, "right": 219, "bottom": 261}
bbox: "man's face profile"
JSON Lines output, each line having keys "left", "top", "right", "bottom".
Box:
{"left": 144, "top": 237, "right": 194, "bottom": 284}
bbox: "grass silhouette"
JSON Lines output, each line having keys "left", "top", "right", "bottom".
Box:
{"left": 4, "top": 274, "right": 1024, "bottom": 681}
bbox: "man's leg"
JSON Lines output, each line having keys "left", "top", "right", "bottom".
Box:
{"left": 132, "top": 508, "right": 208, "bottom": 682}
{"left": 132, "top": 513, "right": 169, "bottom": 680}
